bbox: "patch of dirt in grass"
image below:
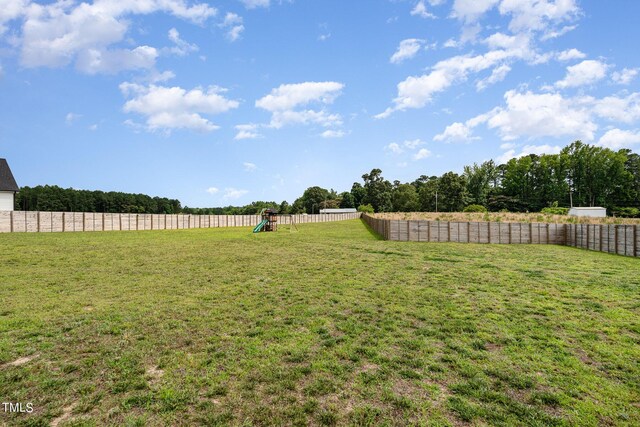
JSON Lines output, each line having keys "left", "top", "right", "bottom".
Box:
{"left": 572, "top": 347, "right": 602, "bottom": 369}
{"left": 2, "top": 353, "right": 39, "bottom": 368}
{"left": 485, "top": 343, "right": 502, "bottom": 352}
{"left": 146, "top": 366, "right": 164, "bottom": 385}
{"left": 357, "top": 363, "right": 379, "bottom": 373}
{"left": 50, "top": 403, "right": 76, "bottom": 427}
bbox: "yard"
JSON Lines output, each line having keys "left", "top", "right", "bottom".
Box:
{"left": 1, "top": 219, "right": 639, "bottom": 426}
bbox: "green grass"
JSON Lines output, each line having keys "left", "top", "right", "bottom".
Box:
{"left": 1, "top": 219, "right": 639, "bottom": 426}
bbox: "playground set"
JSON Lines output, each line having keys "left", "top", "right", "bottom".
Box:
{"left": 253, "top": 209, "right": 298, "bottom": 233}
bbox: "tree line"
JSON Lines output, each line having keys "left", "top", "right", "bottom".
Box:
{"left": 285, "top": 141, "right": 640, "bottom": 217}
{"left": 16, "top": 185, "right": 182, "bottom": 214}
{"left": 15, "top": 141, "right": 640, "bottom": 217}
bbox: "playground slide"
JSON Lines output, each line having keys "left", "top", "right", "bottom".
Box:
{"left": 253, "top": 219, "right": 268, "bottom": 233}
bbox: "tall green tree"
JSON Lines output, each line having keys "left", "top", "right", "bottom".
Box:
{"left": 418, "top": 178, "right": 439, "bottom": 212}
{"left": 391, "top": 183, "right": 419, "bottom": 212}
{"left": 350, "top": 182, "right": 366, "bottom": 208}
{"left": 361, "top": 169, "right": 393, "bottom": 212}
{"left": 463, "top": 160, "right": 498, "bottom": 206}
{"left": 299, "top": 186, "right": 330, "bottom": 214}
{"left": 338, "top": 191, "right": 355, "bottom": 208}
{"left": 562, "top": 141, "right": 631, "bottom": 208}
{"left": 437, "top": 172, "right": 469, "bottom": 212}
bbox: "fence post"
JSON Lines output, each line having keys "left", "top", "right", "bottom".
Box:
{"left": 634, "top": 225, "right": 638, "bottom": 257}
{"left": 546, "top": 223, "right": 550, "bottom": 244}
{"left": 9, "top": 211, "right": 13, "bottom": 233}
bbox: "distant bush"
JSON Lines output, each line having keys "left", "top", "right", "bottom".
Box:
{"left": 541, "top": 207, "right": 569, "bottom": 215}
{"left": 612, "top": 207, "right": 640, "bottom": 218}
{"left": 357, "top": 204, "right": 375, "bottom": 214}
{"left": 463, "top": 204, "right": 487, "bottom": 213}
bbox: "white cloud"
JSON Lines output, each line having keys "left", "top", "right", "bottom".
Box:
{"left": 148, "top": 70, "right": 176, "bottom": 83}
{"left": 612, "top": 68, "right": 639, "bottom": 85}
{"left": 76, "top": 46, "right": 158, "bottom": 74}
{"left": 256, "top": 81, "right": 343, "bottom": 111}
{"left": 390, "top": 38, "right": 425, "bottom": 64}
{"left": 555, "top": 59, "right": 608, "bottom": 89}
{"left": 451, "top": 0, "right": 500, "bottom": 23}
{"left": 444, "top": 90, "right": 640, "bottom": 144}
{"left": 385, "top": 142, "right": 404, "bottom": 154}
{"left": 476, "top": 64, "right": 511, "bottom": 91}
{"left": 483, "top": 32, "right": 530, "bottom": 51}
{"left": 414, "top": 148, "right": 432, "bottom": 160}
{"left": 166, "top": 28, "right": 198, "bottom": 56}
{"left": 434, "top": 122, "right": 478, "bottom": 142}
{"left": 321, "top": 129, "right": 346, "bottom": 138}
{"left": 256, "top": 81, "right": 344, "bottom": 129}
{"left": 120, "top": 83, "right": 239, "bottom": 133}
{"left": 541, "top": 24, "right": 577, "bottom": 40}
{"left": 411, "top": 1, "right": 435, "bottom": 19}
{"left": 456, "top": 90, "right": 596, "bottom": 141}
{"left": 243, "top": 162, "right": 257, "bottom": 171}
{"left": 17, "top": 0, "right": 216, "bottom": 73}
{"left": 403, "top": 139, "right": 426, "bottom": 149}
{"left": 557, "top": 48, "right": 586, "bottom": 61}
{"left": 377, "top": 48, "right": 523, "bottom": 117}
{"left": 220, "top": 13, "right": 244, "bottom": 42}
{"left": 206, "top": 187, "right": 219, "bottom": 194}
{"left": 88, "top": 124, "right": 98, "bottom": 131}
{"left": 65, "top": 112, "right": 81, "bottom": 125}
{"left": 234, "top": 123, "right": 262, "bottom": 140}
{"left": 597, "top": 129, "right": 640, "bottom": 150}
{"left": 0, "top": 0, "right": 28, "bottom": 35}
{"left": 498, "top": 0, "right": 580, "bottom": 33}
{"left": 223, "top": 187, "right": 248, "bottom": 200}
{"left": 496, "top": 144, "right": 562, "bottom": 164}
{"left": 484, "top": 90, "right": 596, "bottom": 141}
{"left": 240, "top": 0, "right": 270, "bottom": 9}
{"left": 591, "top": 93, "right": 640, "bottom": 123}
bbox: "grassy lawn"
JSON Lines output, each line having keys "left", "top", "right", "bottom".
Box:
{"left": 1, "top": 219, "right": 639, "bottom": 426}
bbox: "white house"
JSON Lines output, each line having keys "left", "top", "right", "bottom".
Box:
{"left": 0, "top": 159, "right": 19, "bottom": 211}
{"left": 568, "top": 207, "right": 607, "bottom": 218}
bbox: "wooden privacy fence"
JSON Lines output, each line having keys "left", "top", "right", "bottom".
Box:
{"left": 363, "top": 214, "right": 639, "bottom": 258}
{"left": 0, "top": 211, "right": 361, "bottom": 233}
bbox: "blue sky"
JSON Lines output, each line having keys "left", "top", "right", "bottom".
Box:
{"left": 1, "top": 0, "right": 639, "bottom": 207}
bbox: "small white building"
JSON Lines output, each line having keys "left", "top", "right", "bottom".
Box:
{"left": 568, "top": 207, "right": 607, "bottom": 218}
{"left": 319, "top": 208, "right": 357, "bottom": 214}
{"left": 0, "top": 159, "right": 19, "bottom": 211}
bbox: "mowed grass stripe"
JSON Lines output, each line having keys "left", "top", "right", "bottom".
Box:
{"left": 1, "top": 219, "right": 639, "bottom": 426}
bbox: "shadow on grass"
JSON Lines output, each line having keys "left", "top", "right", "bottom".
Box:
{"left": 360, "top": 219, "right": 385, "bottom": 240}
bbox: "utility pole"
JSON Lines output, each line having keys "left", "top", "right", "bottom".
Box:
{"left": 435, "top": 191, "right": 438, "bottom": 213}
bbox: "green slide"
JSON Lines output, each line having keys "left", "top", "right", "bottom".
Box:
{"left": 253, "top": 219, "right": 268, "bottom": 233}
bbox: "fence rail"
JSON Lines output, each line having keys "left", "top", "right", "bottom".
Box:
{"left": 363, "top": 214, "right": 639, "bottom": 258}
{"left": 0, "top": 211, "right": 362, "bottom": 233}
